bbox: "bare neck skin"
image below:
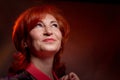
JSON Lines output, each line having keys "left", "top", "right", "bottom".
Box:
{"left": 31, "top": 53, "right": 55, "bottom": 80}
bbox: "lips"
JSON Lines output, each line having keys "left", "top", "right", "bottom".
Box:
{"left": 43, "top": 38, "right": 56, "bottom": 42}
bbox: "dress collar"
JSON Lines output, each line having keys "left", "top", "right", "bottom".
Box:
{"left": 26, "top": 63, "right": 59, "bottom": 80}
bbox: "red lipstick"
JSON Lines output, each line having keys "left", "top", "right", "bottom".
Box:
{"left": 43, "top": 38, "right": 56, "bottom": 42}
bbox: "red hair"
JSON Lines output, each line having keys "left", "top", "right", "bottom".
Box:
{"left": 10, "top": 4, "right": 70, "bottom": 78}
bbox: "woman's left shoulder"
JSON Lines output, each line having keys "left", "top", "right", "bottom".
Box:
{"left": 0, "top": 71, "right": 36, "bottom": 80}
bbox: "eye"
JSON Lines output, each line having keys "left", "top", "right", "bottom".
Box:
{"left": 51, "top": 23, "right": 59, "bottom": 28}
{"left": 36, "top": 22, "right": 44, "bottom": 28}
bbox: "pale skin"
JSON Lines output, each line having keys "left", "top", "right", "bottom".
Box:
{"left": 28, "top": 14, "right": 80, "bottom": 80}
{"left": 60, "top": 72, "right": 80, "bottom": 80}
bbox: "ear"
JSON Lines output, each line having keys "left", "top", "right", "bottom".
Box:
{"left": 24, "top": 42, "right": 28, "bottom": 48}
{"left": 21, "top": 39, "right": 28, "bottom": 48}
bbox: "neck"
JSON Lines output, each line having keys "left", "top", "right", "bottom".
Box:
{"left": 31, "top": 54, "right": 54, "bottom": 79}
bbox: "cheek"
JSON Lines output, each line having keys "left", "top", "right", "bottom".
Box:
{"left": 55, "top": 30, "right": 62, "bottom": 40}
{"left": 29, "top": 29, "right": 42, "bottom": 40}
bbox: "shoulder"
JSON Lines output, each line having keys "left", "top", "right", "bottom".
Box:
{"left": 0, "top": 71, "right": 36, "bottom": 80}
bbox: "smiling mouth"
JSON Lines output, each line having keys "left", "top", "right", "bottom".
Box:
{"left": 43, "top": 38, "right": 56, "bottom": 42}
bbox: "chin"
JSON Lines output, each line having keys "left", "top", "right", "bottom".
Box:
{"left": 45, "top": 48, "right": 60, "bottom": 52}
{"left": 42, "top": 46, "right": 60, "bottom": 52}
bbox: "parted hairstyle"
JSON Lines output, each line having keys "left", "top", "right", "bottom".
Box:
{"left": 9, "top": 4, "right": 70, "bottom": 78}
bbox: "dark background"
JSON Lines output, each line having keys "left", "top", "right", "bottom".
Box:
{"left": 0, "top": 0, "right": 120, "bottom": 80}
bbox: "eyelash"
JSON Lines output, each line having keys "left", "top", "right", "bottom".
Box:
{"left": 52, "top": 24, "right": 59, "bottom": 28}
{"left": 36, "top": 23, "right": 43, "bottom": 27}
{"left": 35, "top": 22, "right": 59, "bottom": 28}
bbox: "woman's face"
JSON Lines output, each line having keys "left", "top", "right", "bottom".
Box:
{"left": 29, "top": 14, "right": 62, "bottom": 57}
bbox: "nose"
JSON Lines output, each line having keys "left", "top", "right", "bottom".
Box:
{"left": 43, "top": 27, "right": 53, "bottom": 36}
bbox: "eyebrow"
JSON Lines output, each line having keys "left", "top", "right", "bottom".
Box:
{"left": 38, "top": 20, "right": 57, "bottom": 23}
{"left": 50, "top": 21, "right": 58, "bottom": 24}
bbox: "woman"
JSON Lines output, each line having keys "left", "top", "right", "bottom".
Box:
{"left": 3, "top": 4, "right": 80, "bottom": 80}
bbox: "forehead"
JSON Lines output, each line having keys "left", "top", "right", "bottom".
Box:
{"left": 27, "top": 14, "right": 58, "bottom": 31}
{"left": 40, "top": 14, "right": 57, "bottom": 22}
